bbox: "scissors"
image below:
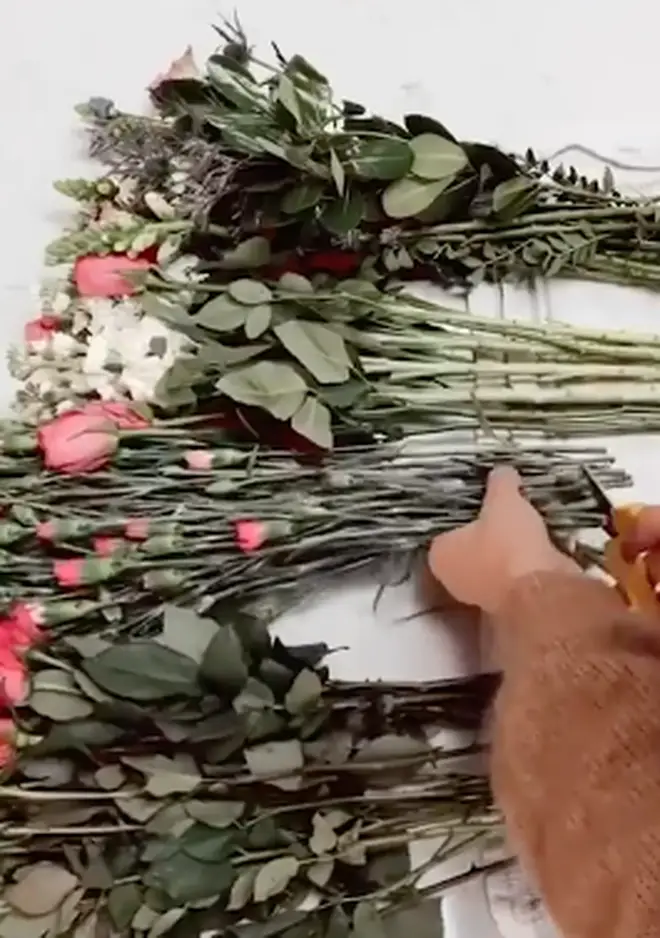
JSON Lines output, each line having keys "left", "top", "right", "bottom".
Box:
{"left": 581, "top": 466, "right": 658, "bottom": 615}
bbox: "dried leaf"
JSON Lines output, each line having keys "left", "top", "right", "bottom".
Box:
{"left": 227, "top": 867, "right": 259, "bottom": 910}
{"left": 83, "top": 642, "right": 199, "bottom": 701}
{"left": 274, "top": 320, "right": 351, "bottom": 384}
{"left": 253, "top": 856, "right": 300, "bottom": 903}
{"left": 228, "top": 279, "right": 273, "bottom": 305}
{"left": 245, "top": 739, "right": 304, "bottom": 790}
{"left": 159, "top": 605, "right": 218, "bottom": 664}
{"left": 217, "top": 361, "right": 308, "bottom": 421}
{"left": 6, "top": 863, "right": 79, "bottom": 917}
{"left": 284, "top": 668, "right": 323, "bottom": 715}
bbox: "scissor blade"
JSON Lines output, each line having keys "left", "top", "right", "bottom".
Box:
{"left": 581, "top": 466, "right": 616, "bottom": 537}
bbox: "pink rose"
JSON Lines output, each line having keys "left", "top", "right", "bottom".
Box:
{"left": 0, "top": 717, "right": 15, "bottom": 769}
{"left": 8, "top": 603, "right": 44, "bottom": 649}
{"left": 0, "top": 648, "right": 27, "bottom": 706}
{"left": 234, "top": 520, "right": 267, "bottom": 553}
{"left": 74, "top": 254, "right": 150, "bottom": 298}
{"left": 24, "top": 316, "right": 60, "bottom": 344}
{"left": 93, "top": 536, "right": 123, "bottom": 557}
{"left": 184, "top": 450, "right": 214, "bottom": 470}
{"left": 149, "top": 46, "right": 201, "bottom": 92}
{"left": 38, "top": 411, "right": 118, "bottom": 474}
{"left": 36, "top": 520, "right": 56, "bottom": 542}
{"left": 125, "top": 518, "right": 150, "bottom": 541}
{"left": 53, "top": 558, "right": 85, "bottom": 589}
{"left": 82, "top": 401, "right": 151, "bottom": 431}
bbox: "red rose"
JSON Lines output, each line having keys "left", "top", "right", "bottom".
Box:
{"left": 125, "top": 518, "right": 150, "bottom": 541}
{"left": 38, "top": 412, "right": 118, "bottom": 474}
{"left": 0, "top": 648, "right": 27, "bottom": 706}
{"left": 234, "top": 520, "right": 267, "bottom": 553}
{"left": 53, "top": 558, "right": 85, "bottom": 589}
{"left": 82, "top": 401, "right": 151, "bottom": 431}
{"left": 24, "top": 316, "right": 60, "bottom": 344}
{"left": 306, "top": 251, "right": 363, "bottom": 276}
{"left": 93, "top": 536, "right": 123, "bottom": 557}
{"left": 74, "top": 254, "right": 150, "bottom": 298}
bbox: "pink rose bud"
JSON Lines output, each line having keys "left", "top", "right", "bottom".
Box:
{"left": 8, "top": 603, "right": 44, "bottom": 649}
{"left": 24, "top": 316, "right": 60, "bottom": 345}
{"left": 125, "top": 518, "right": 150, "bottom": 541}
{"left": 36, "top": 520, "right": 56, "bottom": 542}
{"left": 234, "top": 520, "right": 267, "bottom": 553}
{"left": 93, "top": 535, "right": 124, "bottom": 557}
{"left": 74, "top": 254, "right": 151, "bottom": 298}
{"left": 38, "top": 411, "right": 119, "bottom": 474}
{"left": 82, "top": 401, "right": 151, "bottom": 431}
{"left": 184, "top": 450, "right": 214, "bottom": 471}
{"left": 54, "top": 557, "right": 121, "bottom": 588}
{"left": 0, "top": 648, "right": 27, "bottom": 706}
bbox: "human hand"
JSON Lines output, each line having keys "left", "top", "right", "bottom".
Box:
{"left": 619, "top": 505, "right": 660, "bottom": 586}
{"left": 428, "top": 466, "right": 579, "bottom": 615}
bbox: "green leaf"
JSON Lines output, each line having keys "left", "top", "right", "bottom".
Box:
{"left": 228, "top": 279, "right": 273, "bottom": 306}
{"left": 307, "top": 858, "right": 334, "bottom": 887}
{"left": 83, "top": 642, "right": 199, "bottom": 701}
{"left": 218, "top": 236, "right": 271, "bottom": 269}
{"left": 291, "top": 396, "right": 333, "bottom": 449}
{"left": 253, "top": 856, "right": 300, "bottom": 903}
{"left": 146, "top": 849, "right": 234, "bottom": 903}
{"left": 320, "top": 191, "right": 365, "bottom": 235}
{"left": 284, "top": 667, "right": 323, "bottom": 714}
{"left": 382, "top": 176, "right": 456, "bottom": 219}
{"left": 245, "top": 304, "right": 272, "bottom": 339}
{"left": 29, "top": 669, "right": 94, "bottom": 722}
{"left": 217, "top": 361, "right": 308, "bottom": 420}
{"left": 274, "top": 320, "right": 351, "bottom": 384}
{"left": 244, "top": 739, "right": 304, "bottom": 790}
{"left": 329, "top": 149, "right": 345, "bottom": 195}
{"left": 108, "top": 883, "right": 142, "bottom": 931}
{"left": 309, "top": 813, "right": 337, "bottom": 856}
{"left": 194, "top": 295, "right": 249, "bottom": 332}
{"left": 281, "top": 182, "right": 325, "bottom": 214}
{"left": 200, "top": 625, "right": 249, "bottom": 695}
{"left": 6, "top": 863, "right": 79, "bottom": 916}
{"left": 277, "top": 74, "right": 303, "bottom": 125}
{"left": 345, "top": 137, "right": 413, "bottom": 180}
{"left": 158, "top": 605, "right": 218, "bottom": 664}
{"left": 409, "top": 134, "right": 468, "bottom": 180}
{"left": 147, "top": 908, "right": 187, "bottom": 938}
{"left": 227, "top": 867, "right": 259, "bottom": 911}
{"left": 492, "top": 176, "right": 539, "bottom": 222}
{"left": 207, "top": 59, "right": 268, "bottom": 112}
{"left": 326, "top": 908, "right": 351, "bottom": 938}
{"left": 278, "top": 272, "right": 315, "bottom": 294}
{"left": 185, "top": 800, "right": 244, "bottom": 829}
{"left": 122, "top": 753, "right": 201, "bottom": 797}
{"left": 353, "top": 733, "right": 429, "bottom": 763}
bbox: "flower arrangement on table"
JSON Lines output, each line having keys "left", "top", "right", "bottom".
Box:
{"left": 0, "top": 16, "right": 657, "bottom": 938}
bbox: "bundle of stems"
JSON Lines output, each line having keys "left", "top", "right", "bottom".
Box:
{"left": 0, "top": 431, "right": 624, "bottom": 635}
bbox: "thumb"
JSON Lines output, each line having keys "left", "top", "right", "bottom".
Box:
{"left": 481, "top": 465, "right": 522, "bottom": 516}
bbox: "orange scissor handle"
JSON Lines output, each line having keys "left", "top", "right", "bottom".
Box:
{"left": 604, "top": 503, "right": 660, "bottom": 618}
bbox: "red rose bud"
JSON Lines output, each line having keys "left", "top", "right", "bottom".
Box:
{"left": 306, "top": 251, "right": 363, "bottom": 276}
{"left": 54, "top": 557, "right": 122, "bottom": 589}
{"left": 0, "top": 648, "right": 27, "bottom": 706}
{"left": 93, "top": 536, "right": 125, "bottom": 557}
{"left": 38, "top": 412, "right": 118, "bottom": 474}
{"left": 234, "top": 519, "right": 294, "bottom": 553}
{"left": 82, "top": 401, "right": 151, "bottom": 431}
{"left": 142, "top": 569, "right": 186, "bottom": 592}
{"left": 24, "top": 316, "right": 60, "bottom": 345}
{"left": 74, "top": 254, "right": 151, "bottom": 298}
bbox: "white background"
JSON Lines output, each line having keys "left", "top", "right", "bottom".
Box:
{"left": 4, "top": 2, "right": 660, "bottom": 934}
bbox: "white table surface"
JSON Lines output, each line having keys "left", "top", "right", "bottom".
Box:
{"left": 4, "top": 2, "right": 660, "bottom": 934}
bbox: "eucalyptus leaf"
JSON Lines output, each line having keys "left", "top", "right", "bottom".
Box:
{"left": 245, "top": 304, "right": 272, "bottom": 339}
{"left": 146, "top": 850, "right": 234, "bottom": 904}
{"left": 281, "top": 182, "right": 325, "bottom": 214}
{"left": 284, "top": 668, "right": 323, "bottom": 714}
{"left": 108, "top": 882, "right": 142, "bottom": 931}
{"left": 345, "top": 137, "right": 413, "bottom": 180}
{"left": 159, "top": 605, "right": 219, "bottom": 665}
{"left": 194, "top": 296, "right": 249, "bottom": 332}
{"left": 200, "top": 625, "right": 249, "bottom": 695}
{"left": 409, "top": 134, "right": 469, "bottom": 180}
{"left": 382, "top": 176, "right": 456, "bottom": 219}
{"left": 492, "top": 176, "right": 539, "bottom": 222}
{"left": 227, "top": 867, "right": 259, "bottom": 910}
{"left": 219, "top": 237, "right": 271, "bottom": 269}
{"left": 147, "top": 907, "right": 187, "bottom": 938}
{"left": 253, "top": 856, "right": 300, "bottom": 903}
{"left": 320, "top": 191, "right": 365, "bottom": 235}
{"left": 83, "top": 642, "right": 199, "bottom": 701}
{"left": 278, "top": 272, "right": 314, "bottom": 294}
{"left": 185, "top": 800, "right": 244, "bottom": 828}
{"left": 122, "top": 753, "right": 201, "bottom": 797}
{"left": 274, "top": 320, "right": 351, "bottom": 384}
{"left": 245, "top": 739, "right": 304, "bottom": 790}
{"left": 228, "top": 279, "right": 273, "bottom": 306}
{"left": 6, "top": 863, "right": 79, "bottom": 917}
{"left": 291, "top": 396, "right": 333, "bottom": 449}
{"left": 29, "top": 669, "right": 94, "bottom": 722}
{"left": 217, "top": 361, "right": 307, "bottom": 421}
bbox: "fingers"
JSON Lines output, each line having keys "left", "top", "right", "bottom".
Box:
{"left": 480, "top": 465, "right": 523, "bottom": 517}
{"left": 620, "top": 506, "right": 660, "bottom": 559}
